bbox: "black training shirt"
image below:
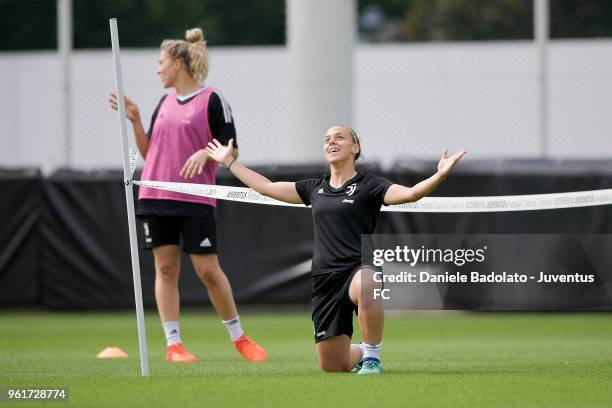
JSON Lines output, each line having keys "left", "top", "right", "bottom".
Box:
{"left": 295, "top": 172, "right": 393, "bottom": 276}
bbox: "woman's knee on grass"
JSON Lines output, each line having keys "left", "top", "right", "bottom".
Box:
{"left": 318, "top": 356, "right": 351, "bottom": 373}
{"left": 316, "top": 335, "right": 352, "bottom": 372}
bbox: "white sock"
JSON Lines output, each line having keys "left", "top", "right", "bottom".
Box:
{"left": 354, "top": 343, "right": 366, "bottom": 362}
{"left": 362, "top": 342, "right": 382, "bottom": 362}
{"left": 162, "top": 321, "right": 182, "bottom": 346}
{"left": 222, "top": 315, "right": 244, "bottom": 341}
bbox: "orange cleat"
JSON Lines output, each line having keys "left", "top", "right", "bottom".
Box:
{"left": 165, "top": 343, "right": 198, "bottom": 363}
{"left": 234, "top": 335, "right": 268, "bottom": 362}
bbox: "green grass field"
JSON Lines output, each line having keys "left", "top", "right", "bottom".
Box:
{"left": 0, "top": 311, "right": 611, "bottom": 407}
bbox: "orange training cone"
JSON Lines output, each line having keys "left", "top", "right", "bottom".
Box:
{"left": 96, "top": 347, "right": 128, "bottom": 359}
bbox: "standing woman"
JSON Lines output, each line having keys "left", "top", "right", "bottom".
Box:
{"left": 109, "top": 28, "right": 267, "bottom": 363}
{"left": 205, "top": 126, "right": 465, "bottom": 374}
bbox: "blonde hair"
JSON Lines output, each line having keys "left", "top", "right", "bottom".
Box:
{"left": 161, "top": 28, "right": 209, "bottom": 83}
{"left": 343, "top": 126, "right": 362, "bottom": 161}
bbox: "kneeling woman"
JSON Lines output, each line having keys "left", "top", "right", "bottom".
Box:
{"left": 206, "top": 126, "right": 466, "bottom": 374}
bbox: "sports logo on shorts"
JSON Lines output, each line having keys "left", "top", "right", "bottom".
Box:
{"left": 346, "top": 183, "right": 357, "bottom": 196}
{"left": 200, "top": 238, "right": 212, "bottom": 247}
{"left": 143, "top": 222, "right": 152, "bottom": 243}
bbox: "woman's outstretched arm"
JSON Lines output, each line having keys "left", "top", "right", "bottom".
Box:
{"left": 384, "top": 148, "right": 467, "bottom": 205}
{"left": 206, "top": 139, "right": 303, "bottom": 204}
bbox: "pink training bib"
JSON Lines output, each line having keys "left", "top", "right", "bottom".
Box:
{"left": 139, "top": 87, "right": 218, "bottom": 207}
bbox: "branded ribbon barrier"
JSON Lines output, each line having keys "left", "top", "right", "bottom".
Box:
{"left": 134, "top": 180, "right": 612, "bottom": 213}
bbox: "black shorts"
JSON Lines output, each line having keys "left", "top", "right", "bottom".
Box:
{"left": 139, "top": 216, "right": 217, "bottom": 254}
{"left": 311, "top": 265, "right": 384, "bottom": 343}
{"left": 311, "top": 268, "right": 361, "bottom": 343}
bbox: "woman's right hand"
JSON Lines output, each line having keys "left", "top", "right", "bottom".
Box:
{"left": 108, "top": 92, "right": 140, "bottom": 123}
{"left": 205, "top": 138, "right": 235, "bottom": 168}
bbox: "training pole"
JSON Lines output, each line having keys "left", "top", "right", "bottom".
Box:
{"left": 109, "top": 18, "right": 150, "bottom": 377}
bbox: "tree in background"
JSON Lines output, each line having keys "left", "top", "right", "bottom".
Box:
{"left": 72, "top": 0, "right": 285, "bottom": 48}
{"left": 1, "top": 0, "right": 611, "bottom": 50}
{"left": 398, "top": 0, "right": 532, "bottom": 42}
{"left": 0, "top": 0, "right": 284, "bottom": 50}
{"left": 550, "top": 0, "right": 612, "bottom": 39}
{"left": 0, "top": 0, "right": 57, "bottom": 50}
{"left": 359, "top": 0, "right": 612, "bottom": 42}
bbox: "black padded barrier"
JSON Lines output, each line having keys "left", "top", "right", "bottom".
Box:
{"left": 1, "top": 160, "right": 611, "bottom": 309}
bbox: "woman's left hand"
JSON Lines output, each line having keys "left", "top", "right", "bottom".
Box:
{"left": 180, "top": 149, "right": 209, "bottom": 178}
{"left": 437, "top": 148, "right": 467, "bottom": 179}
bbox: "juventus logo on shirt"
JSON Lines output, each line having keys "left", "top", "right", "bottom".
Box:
{"left": 346, "top": 183, "right": 357, "bottom": 196}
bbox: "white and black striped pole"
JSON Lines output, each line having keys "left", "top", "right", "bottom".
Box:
{"left": 109, "top": 18, "right": 150, "bottom": 377}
